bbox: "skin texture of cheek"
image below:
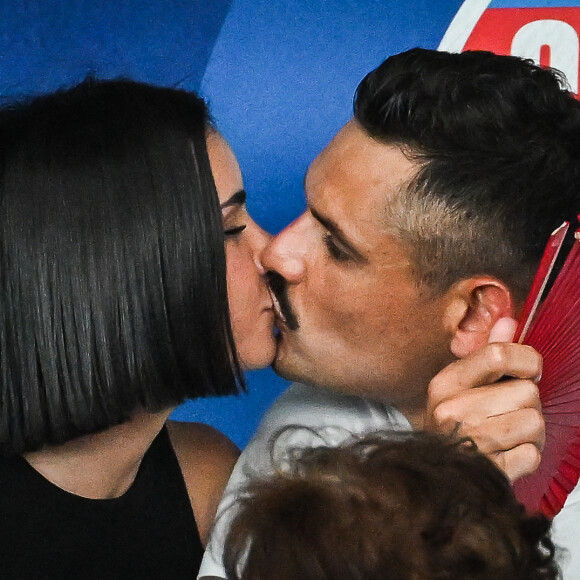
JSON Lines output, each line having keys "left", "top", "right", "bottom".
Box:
{"left": 273, "top": 275, "right": 454, "bottom": 418}
{"left": 229, "top": 299, "right": 275, "bottom": 370}
{"left": 227, "top": 255, "right": 277, "bottom": 370}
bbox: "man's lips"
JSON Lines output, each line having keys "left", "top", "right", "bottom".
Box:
{"left": 265, "top": 271, "right": 299, "bottom": 330}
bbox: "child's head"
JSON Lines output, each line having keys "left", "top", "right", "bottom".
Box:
{"left": 224, "top": 431, "right": 557, "bottom": 580}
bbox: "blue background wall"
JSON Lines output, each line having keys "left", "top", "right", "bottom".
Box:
{"left": 2, "top": 0, "right": 578, "bottom": 447}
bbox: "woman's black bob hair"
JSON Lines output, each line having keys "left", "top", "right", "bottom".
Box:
{"left": 0, "top": 78, "right": 243, "bottom": 455}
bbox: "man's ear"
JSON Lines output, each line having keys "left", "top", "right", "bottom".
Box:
{"left": 445, "top": 277, "right": 515, "bottom": 358}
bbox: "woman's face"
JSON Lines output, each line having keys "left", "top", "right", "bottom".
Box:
{"left": 207, "top": 131, "right": 276, "bottom": 370}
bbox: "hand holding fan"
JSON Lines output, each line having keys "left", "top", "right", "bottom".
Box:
{"left": 511, "top": 221, "right": 580, "bottom": 517}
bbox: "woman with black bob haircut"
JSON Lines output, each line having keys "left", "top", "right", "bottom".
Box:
{"left": 0, "top": 78, "right": 274, "bottom": 578}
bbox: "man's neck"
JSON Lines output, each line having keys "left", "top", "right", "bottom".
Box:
{"left": 401, "top": 408, "right": 425, "bottom": 430}
{"left": 380, "top": 389, "right": 428, "bottom": 431}
{"left": 23, "top": 408, "right": 172, "bottom": 499}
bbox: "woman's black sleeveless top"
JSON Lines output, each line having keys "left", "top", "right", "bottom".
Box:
{"left": 0, "top": 426, "right": 204, "bottom": 579}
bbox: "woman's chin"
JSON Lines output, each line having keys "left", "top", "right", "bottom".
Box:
{"left": 238, "top": 335, "right": 277, "bottom": 371}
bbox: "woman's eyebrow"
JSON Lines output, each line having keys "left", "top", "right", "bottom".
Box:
{"left": 220, "top": 189, "right": 246, "bottom": 209}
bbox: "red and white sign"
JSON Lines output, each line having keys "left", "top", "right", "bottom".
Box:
{"left": 439, "top": 0, "right": 580, "bottom": 94}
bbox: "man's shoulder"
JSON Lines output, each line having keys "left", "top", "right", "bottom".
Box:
{"left": 236, "top": 382, "right": 410, "bottom": 475}
{"left": 257, "top": 382, "right": 409, "bottom": 435}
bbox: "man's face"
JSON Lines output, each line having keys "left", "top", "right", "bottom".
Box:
{"left": 261, "top": 120, "right": 454, "bottom": 420}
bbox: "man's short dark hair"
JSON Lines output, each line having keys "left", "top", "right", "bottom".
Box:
{"left": 224, "top": 431, "right": 557, "bottom": 579}
{"left": 354, "top": 48, "right": 580, "bottom": 301}
{"left": 0, "top": 79, "right": 242, "bottom": 455}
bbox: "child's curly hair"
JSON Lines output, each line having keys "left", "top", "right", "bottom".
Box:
{"left": 224, "top": 431, "right": 558, "bottom": 580}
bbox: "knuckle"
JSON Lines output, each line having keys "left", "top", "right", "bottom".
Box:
{"left": 427, "top": 372, "right": 448, "bottom": 399}
{"left": 521, "top": 344, "right": 543, "bottom": 378}
{"left": 528, "top": 445, "right": 543, "bottom": 472}
{"left": 498, "top": 444, "right": 542, "bottom": 482}
{"left": 431, "top": 399, "right": 460, "bottom": 428}
{"left": 515, "top": 379, "right": 540, "bottom": 404}
{"left": 486, "top": 342, "right": 508, "bottom": 368}
{"left": 524, "top": 406, "right": 544, "bottom": 431}
{"left": 526, "top": 380, "right": 540, "bottom": 403}
{"left": 525, "top": 408, "right": 546, "bottom": 450}
{"left": 516, "top": 443, "right": 542, "bottom": 478}
{"left": 524, "top": 343, "right": 542, "bottom": 359}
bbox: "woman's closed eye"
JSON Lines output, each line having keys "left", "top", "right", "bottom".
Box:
{"left": 224, "top": 224, "right": 247, "bottom": 237}
{"left": 221, "top": 189, "right": 248, "bottom": 238}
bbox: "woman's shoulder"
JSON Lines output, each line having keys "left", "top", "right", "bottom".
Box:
{"left": 166, "top": 420, "right": 238, "bottom": 458}
{"left": 166, "top": 420, "right": 239, "bottom": 545}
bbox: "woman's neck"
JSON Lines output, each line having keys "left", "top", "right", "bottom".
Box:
{"left": 23, "top": 408, "right": 172, "bottom": 500}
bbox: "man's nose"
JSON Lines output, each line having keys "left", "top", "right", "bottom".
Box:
{"left": 260, "top": 216, "right": 307, "bottom": 284}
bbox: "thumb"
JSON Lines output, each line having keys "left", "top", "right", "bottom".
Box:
{"left": 488, "top": 316, "right": 517, "bottom": 344}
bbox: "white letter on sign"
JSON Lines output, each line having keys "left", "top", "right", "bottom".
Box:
{"left": 511, "top": 20, "right": 579, "bottom": 93}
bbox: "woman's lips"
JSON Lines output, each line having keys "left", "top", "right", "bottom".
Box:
{"left": 267, "top": 285, "right": 287, "bottom": 324}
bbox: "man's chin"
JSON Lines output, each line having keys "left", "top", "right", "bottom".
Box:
{"left": 271, "top": 354, "right": 289, "bottom": 379}
{"left": 271, "top": 346, "right": 301, "bottom": 382}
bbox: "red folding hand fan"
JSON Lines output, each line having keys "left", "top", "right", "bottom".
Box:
{"left": 512, "top": 221, "right": 580, "bottom": 518}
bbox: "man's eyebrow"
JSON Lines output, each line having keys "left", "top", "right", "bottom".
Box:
{"left": 220, "top": 189, "right": 246, "bottom": 209}
{"left": 309, "top": 206, "right": 367, "bottom": 263}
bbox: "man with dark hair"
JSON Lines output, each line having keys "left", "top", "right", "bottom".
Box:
{"left": 200, "top": 48, "right": 580, "bottom": 579}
